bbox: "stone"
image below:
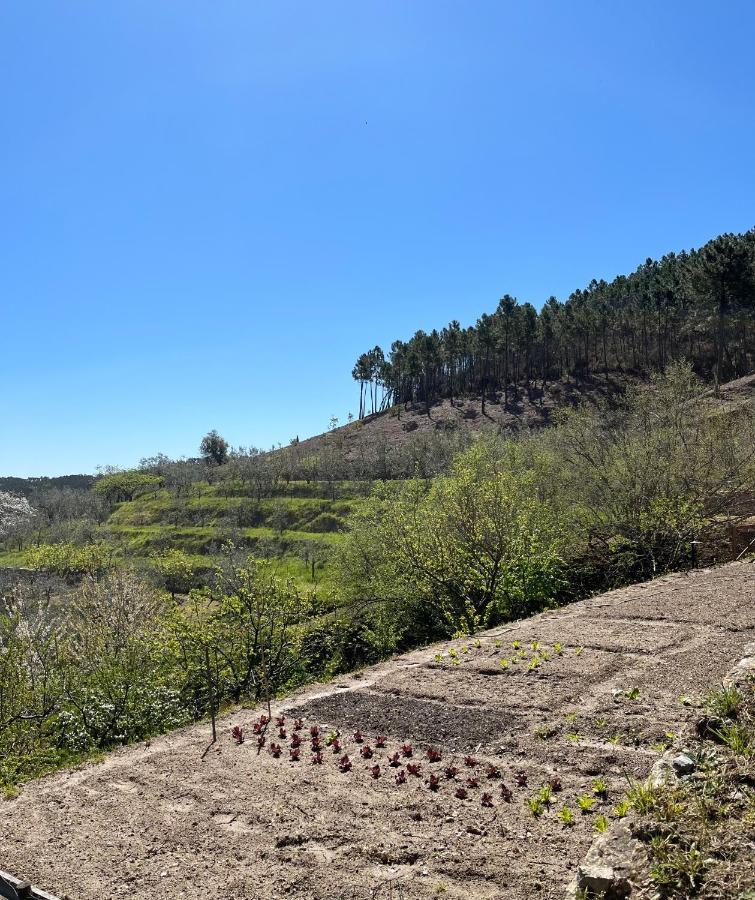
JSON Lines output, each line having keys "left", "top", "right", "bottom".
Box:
{"left": 573, "top": 823, "right": 639, "bottom": 900}
{"left": 671, "top": 753, "right": 695, "bottom": 775}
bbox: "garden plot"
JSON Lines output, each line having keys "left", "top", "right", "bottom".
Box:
{"left": 1, "top": 561, "right": 754, "bottom": 900}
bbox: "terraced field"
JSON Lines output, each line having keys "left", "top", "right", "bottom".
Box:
{"left": 3, "top": 561, "right": 753, "bottom": 900}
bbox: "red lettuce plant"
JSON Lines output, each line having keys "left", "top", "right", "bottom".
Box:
{"left": 401, "top": 743, "right": 413, "bottom": 757}
{"left": 455, "top": 787, "right": 468, "bottom": 800}
{"left": 445, "top": 765, "right": 459, "bottom": 779}
{"left": 481, "top": 792, "right": 494, "bottom": 807}
{"left": 339, "top": 755, "right": 352, "bottom": 772}
{"left": 426, "top": 747, "right": 442, "bottom": 763}
{"left": 310, "top": 725, "right": 320, "bottom": 737}
{"left": 360, "top": 745, "right": 373, "bottom": 759}
{"left": 464, "top": 756, "right": 478, "bottom": 767}
{"left": 466, "top": 777, "right": 479, "bottom": 789}
{"left": 549, "top": 775, "right": 563, "bottom": 792}
{"left": 514, "top": 770, "right": 528, "bottom": 786}
{"left": 427, "top": 773, "right": 441, "bottom": 792}
{"left": 312, "top": 751, "right": 324, "bottom": 765}
{"left": 269, "top": 742, "right": 282, "bottom": 758}
{"left": 278, "top": 728, "right": 287, "bottom": 739}
{"left": 375, "top": 735, "right": 387, "bottom": 748}
{"left": 294, "top": 718, "right": 304, "bottom": 731}
{"left": 232, "top": 726, "right": 244, "bottom": 744}
{"left": 388, "top": 752, "right": 401, "bottom": 767}
{"left": 291, "top": 733, "right": 302, "bottom": 748}
{"left": 370, "top": 764, "right": 381, "bottom": 779}
{"left": 257, "top": 735, "right": 266, "bottom": 749}
{"left": 500, "top": 784, "right": 513, "bottom": 802}
{"left": 395, "top": 769, "right": 407, "bottom": 785}
{"left": 406, "top": 763, "right": 422, "bottom": 777}
{"left": 275, "top": 715, "right": 285, "bottom": 728}
{"left": 331, "top": 738, "right": 342, "bottom": 753}
{"left": 311, "top": 737, "right": 322, "bottom": 751}
{"left": 290, "top": 747, "right": 300, "bottom": 761}
{"left": 485, "top": 764, "right": 501, "bottom": 779}
{"left": 353, "top": 730, "right": 364, "bottom": 743}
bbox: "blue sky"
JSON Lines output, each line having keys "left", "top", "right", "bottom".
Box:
{"left": 2, "top": 1, "right": 754, "bottom": 477}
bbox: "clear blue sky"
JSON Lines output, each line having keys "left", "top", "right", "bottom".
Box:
{"left": 2, "top": 1, "right": 754, "bottom": 477}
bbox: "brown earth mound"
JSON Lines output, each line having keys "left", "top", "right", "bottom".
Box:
{"left": 1, "top": 561, "right": 754, "bottom": 900}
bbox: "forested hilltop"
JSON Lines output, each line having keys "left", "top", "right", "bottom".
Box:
{"left": 352, "top": 229, "right": 755, "bottom": 415}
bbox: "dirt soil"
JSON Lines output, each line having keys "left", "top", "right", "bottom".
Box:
{"left": 2, "top": 562, "right": 754, "bottom": 900}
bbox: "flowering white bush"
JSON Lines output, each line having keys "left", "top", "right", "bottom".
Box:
{"left": 0, "top": 491, "right": 36, "bottom": 538}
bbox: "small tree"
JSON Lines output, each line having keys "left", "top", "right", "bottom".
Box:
{"left": 150, "top": 549, "right": 197, "bottom": 599}
{"left": 93, "top": 471, "right": 163, "bottom": 504}
{"left": 339, "top": 439, "right": 565, "bottom": 636}
{"left": 0, "top": 491, "right": 36, "bottom": 545}
{"left": 200, "top": 430, "right": 229, "bottom": 466}
{"left": 167, "top": 549, "right": 310, "bottom": 735}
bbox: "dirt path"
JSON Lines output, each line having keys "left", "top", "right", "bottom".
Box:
{"left": 2, "top": 562, "right": 754, "bottom": 900}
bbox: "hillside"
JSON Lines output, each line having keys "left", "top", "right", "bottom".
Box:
{"left": 2, "top": 561, "right": 753, "bottom": 900}
{"left": 298, "top": 371, "right": 643, "bottom": 463}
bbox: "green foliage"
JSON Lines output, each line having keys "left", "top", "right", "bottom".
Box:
{"left": 25, "top": 541, "right": 116, "bottom": 581}
{"left": 353, "top": 228, "right": 755, "bottom": 412}
{"left": 149, "top": 548, "right": 198, "bottom": 598}
{"left": 544, "top": 362, "right": 755, "bottom": 586}
{"left": 339, "top": 439, "right": 565, "bottom": 635}
{"left": 199, "top": 430, "right": 229, "bottom": 466}
{"left": 94, "top": 471, "right": 163, "bottom": 504}
{"left": 704, "top": 683, "right": 743, "bottom": 720}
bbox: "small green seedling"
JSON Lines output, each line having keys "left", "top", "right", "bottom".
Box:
{"left": 499, "top": 658, "right": 510, "bottom": 670}
{"left": 473, "top": 638, "right": 481, "bottom": 649}
{"left": 577, "top": 795, "right": 596, "bottom": 813}
{"left": 537, "top": 784, "right": 553, "bottom": 806}
{"left": 592, "top": 777, "right": 608, "bottom": 798}
{"left": 494, "top": 640, "right": 502, "bottom": 648}
{"left": 575, "top": 647, "right": 584, "bottom": 656}
{"left": 512, "top": 640, "right": 521, "bottom": 650}
{"left": 530, "top": 640, "right": 540, "bottom": 651}
{"left": 553, "top": 642, "right": 563, "bottom": 655}
{"left": 613, "top": 799, "right": 630, "bottom": 818}
{"left": 526, "top": 796, "right": 545, "bottom": 817}
{"left": 558, "top": 805, "right": 575, "bottom": 826}
{"left": 434, "top": 654, "right": 444, "bottom": 663}
{"left": 594, "top": 815, "right": 608, "bottom": 833}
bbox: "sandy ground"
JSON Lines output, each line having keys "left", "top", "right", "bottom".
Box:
{"left": 1, "top": 561, "right": 754, "bottom": 900}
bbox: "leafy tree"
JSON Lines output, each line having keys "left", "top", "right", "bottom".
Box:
{"left": 93, "top": 471, "right": 163, "bottom": 504}
{"left": 167, "top": 551, "right": 311, "bottom": 720}
{"left": 149, "top": 548, "right": 197, "bottom": 599}
{"left": 339, "top": 439, "right": 565, "bottom": 635}
{"left": 546, "top": 362, "right": 755, "bottom": 583}
{"left": 200, "top": 430, "right": 229, "bottom": 466}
